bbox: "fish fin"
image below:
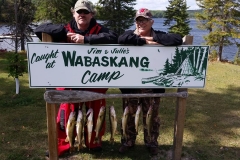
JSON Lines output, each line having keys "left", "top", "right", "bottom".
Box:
{"left": 70, "top": 121, "right": 75, "bottom": 127}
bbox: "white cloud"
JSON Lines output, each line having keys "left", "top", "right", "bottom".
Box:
{"left": 90, "top": 0, "right": 200, "bottom": 10}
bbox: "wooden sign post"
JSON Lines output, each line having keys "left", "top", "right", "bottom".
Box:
{"left": 42, "top": 34, "right": 58, "bottom": 159}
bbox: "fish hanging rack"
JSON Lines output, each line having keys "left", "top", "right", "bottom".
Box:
{"left": 44, "top": 90, "right": 188, "bottom": 103}
{"left": 42, "top": 33, "right": 193, "bottom": 160}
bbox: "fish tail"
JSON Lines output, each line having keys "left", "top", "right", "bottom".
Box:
{"left": 123, "top": 134, "right": 127, "bottom": 140}
{"left": 93, "top": 138, "right": 96, "bottom": 144}
{"left": 94, "top": 136, "right": 100, "bottom": 144}
{"left": 77, "top": 144, "right": 82, "bottom": 151}
{"left": 65, "top": 137, "right": 69, "bottom": 142}
{"left": 69, "top": 146, "right": 75, "bottom": 153}
{"left": 110, "top": 137, "right": 114, "bottom": 144}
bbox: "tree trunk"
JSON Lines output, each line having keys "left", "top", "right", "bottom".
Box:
{"left": 21, "top": 34, "right": 25, "bottom": 50}
{"left": 14, "top": 0, "right": 18, "bottom": 53}
{"left": 14, "top": 0, "right": 19, "bottom": 95}
{"left": 218, "top": 37, "right": 224, "bottom": 61}
{"left": 15, "top": 78, "right": 20, "bottom": 94}
{"left": 235, "top": 44, "right": 240, "bottom": 60}
{"left": 218, "top": 46, "right": 223, "bottom": 61}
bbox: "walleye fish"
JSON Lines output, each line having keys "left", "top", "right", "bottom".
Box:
{"left": 135, "top": 105, "right": 141, "bottom": 134}
{"left": 94, "top": 106, "right": 106, "bottom": 144}
{"left": 122, "top": 106, "right": 129, "bottom": 140}
{"left": 86, "top": 108, "right": 93, "bottom": 145}
{"left": 76, "top": 109, "right": 84, "bottom": 151}
{"left": 109, "top": 105, "right": 117, "bottom": 144}
{"left": 65, "top": 111, "right": 76, "bottom": 153}
{"left": 146, "top": 105, "right": 153, "bottom": 141}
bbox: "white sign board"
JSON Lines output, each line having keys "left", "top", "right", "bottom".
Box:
{"left": 26, "top": 43, "right": 209, "bottom": 88}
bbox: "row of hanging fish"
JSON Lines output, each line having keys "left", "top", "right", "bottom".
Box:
{"left": 121, "top": 104, "right": 143, "bottom": 141}
{"left": 64, "top": 103, "right": 154, "bottom": 153}
{"left": 64, "top": 105, "right": 117, "bottom": 153}
{"left": 121, "top": 103, "right": 153, "bottom": 141}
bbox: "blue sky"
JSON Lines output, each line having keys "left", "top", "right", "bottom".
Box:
{"left": 90, "top": 0, "right": 200, "bottom": 10}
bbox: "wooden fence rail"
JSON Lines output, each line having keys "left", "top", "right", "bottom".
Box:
{"left": 44, "top": 90, "right": 188, "bottom": 103}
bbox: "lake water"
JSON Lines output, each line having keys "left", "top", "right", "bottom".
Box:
{"left": 0, "top": 18, "right": 239, "bottom": 61}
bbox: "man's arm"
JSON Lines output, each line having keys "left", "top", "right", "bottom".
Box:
{"left": 85, "top": 29, "right": 118, "bottom": 44}
{"left": 118, "top": 30, "right": 146, "bottom": 45}
{"left": 153, "top": 31, "right": 183, "bottom": 46}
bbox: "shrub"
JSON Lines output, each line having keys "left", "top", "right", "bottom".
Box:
{"left": 6, "top": 52, "right": 28, "bottom": 78}
{"left": 208, "top": 49, "right": 218, "bottom": 61}
{"left": 233, "top": 45, "right": 240, "bottom": 65}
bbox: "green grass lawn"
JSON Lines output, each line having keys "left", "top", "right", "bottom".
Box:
{"left": 1, "top": 52, "right": 240, "bottom": 160}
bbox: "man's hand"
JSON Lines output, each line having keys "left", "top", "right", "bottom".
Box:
{"left": 146, "top": 40, "right": 159, "bottom": 44}
{"left": 67, "top": 33, "right": 84, "bottom": 44}
{"left": 141, "top": 36, "right": 160, "bottom": 45}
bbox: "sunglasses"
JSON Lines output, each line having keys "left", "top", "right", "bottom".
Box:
{"left": 136, "top": 18, "right": 150, "bottom": 24}
{"left": 76, "top": 10, "right": 90, "bottom": 14}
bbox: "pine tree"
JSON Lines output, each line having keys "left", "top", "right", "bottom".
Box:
{"left": 1, "top": 0, "right": 34, "bottom": 94}
{"left": 171, "top": 47, "right": 182, "bottom": 72}
{"left": 3, "top": 0, "right": 35, "bottom": 50}
{"left": 196, "top": 0, "right": 240, "bottom": 61}
{"left": 95, "top": 0, "right": 136, "bottom": 35}
{"left": 0, "top": 0, "right": 4, "bottom": 21}
{"left": 34, "top": 0, "right": 76, "bottom": 23}
{"left": 163, "top": 58, "right": 171, "bottom": 75}
{"left": 163, "top": 0, "right": 191, "bottom": 37}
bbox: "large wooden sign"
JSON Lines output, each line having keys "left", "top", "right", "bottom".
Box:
{"left": 26, "top": 43, "right": 209, "bottom": 88}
